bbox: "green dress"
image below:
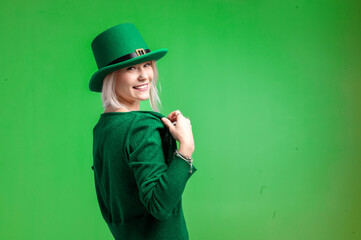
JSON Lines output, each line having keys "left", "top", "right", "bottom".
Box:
{"left": 91, "top": 111, "right": 198, "bottom": 240}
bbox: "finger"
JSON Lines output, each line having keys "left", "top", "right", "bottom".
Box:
{"left": 175, "top": 111, "right": 185, "bottom": 120}
{"left": 167, "top": 111, "right": 176, "bottom": 120}
{"left": 168, "top": 110, "right": 181, "bottom": 119}
{"left": 171, "top": 113, "right": 186, "bottom": 124}
{"left": 168, "top": 110, "right": 181, "bottom": 121}
{"left": 161, "top": 117, "right": 175, "bottom": 130}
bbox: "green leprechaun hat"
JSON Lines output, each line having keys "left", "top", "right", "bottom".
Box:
{"left": 89, "top": 23, "right": 168, "bottom": 92}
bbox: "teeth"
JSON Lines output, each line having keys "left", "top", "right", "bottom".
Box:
{"left": 134, "top": 84, "right": 147, "bottom": 89}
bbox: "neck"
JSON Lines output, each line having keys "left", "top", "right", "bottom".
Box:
{"left": 104, "top": 102, "right": 140, "bottom": 113}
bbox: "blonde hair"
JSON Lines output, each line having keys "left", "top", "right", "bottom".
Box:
{"left": 101, "top": 60, "right": 161, "bottom": 112}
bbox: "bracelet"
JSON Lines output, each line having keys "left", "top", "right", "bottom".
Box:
{"left": 174, "top": 150, "right": 193, "bottom": 173}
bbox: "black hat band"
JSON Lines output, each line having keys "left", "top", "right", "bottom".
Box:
{"left": 105, "top": 48, "right": 151, "bottom": 67}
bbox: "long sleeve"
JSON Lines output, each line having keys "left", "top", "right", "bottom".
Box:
{"left": 126, "top": 115, "right": 197, "bottom": 221}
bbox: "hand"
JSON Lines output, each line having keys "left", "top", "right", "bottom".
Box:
{"left": 161, "top": 110, "right": 195, "bottom": 156}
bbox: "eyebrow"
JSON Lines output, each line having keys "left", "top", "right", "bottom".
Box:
{"left": 128, "top": 62, "right": 151, "bottom": 68}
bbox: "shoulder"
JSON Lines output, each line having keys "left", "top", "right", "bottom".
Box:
{"left": 131, "top": 111, "right": 166, "bottom": 128}
{"left": 127, "top": 113, "right": 167, "bottom": 150}
{"left": 131, "top": 112, "right": 165, "bottom": 133}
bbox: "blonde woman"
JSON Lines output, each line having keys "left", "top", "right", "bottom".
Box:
{"left": 89, "top": 23, "right": 198, "bottom": 240}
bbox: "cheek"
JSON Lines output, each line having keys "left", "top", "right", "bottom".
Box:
{"left": 115, "top": 78, "right": 124, "bottom": 90}
{"left": 116, "top": 75, "right": 133, "bottom": 90}
{"left": 148, "top": 68, "right": 154, "bottom": 79}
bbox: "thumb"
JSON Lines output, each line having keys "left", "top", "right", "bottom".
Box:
{"left": 161, "top": 117, "right": 174, "bottom": 130}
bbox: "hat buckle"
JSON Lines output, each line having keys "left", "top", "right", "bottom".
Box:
{"left": 135, "top": 48, "right": 146, "bottom": 56}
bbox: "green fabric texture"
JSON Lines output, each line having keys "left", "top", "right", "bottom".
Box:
{"left": 92, "top": 110, "right": 198, "bottom": 240}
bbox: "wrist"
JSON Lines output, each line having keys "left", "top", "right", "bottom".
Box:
{"left": 174, "top": 149, "right": 194, "bottom": 173}
{"left": 178, "top": 144, "right": 194, "bottom": 158}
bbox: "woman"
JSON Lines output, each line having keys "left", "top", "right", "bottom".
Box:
{"left": 89, "top": 23, "right": 198, "bottom": 240}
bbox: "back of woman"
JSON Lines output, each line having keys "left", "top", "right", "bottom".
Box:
{"left": 93, "top": 111, "right": 196, "bottom": 239}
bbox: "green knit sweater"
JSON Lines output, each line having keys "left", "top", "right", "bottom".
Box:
{"left": 91, "top": 110, "right": 198, "bottom": 240}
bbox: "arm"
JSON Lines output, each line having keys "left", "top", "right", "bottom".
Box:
{"left": 127, "top": 115, "right": 197, "bottom": 221}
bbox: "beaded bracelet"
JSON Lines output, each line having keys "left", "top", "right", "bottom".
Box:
{"left": 174, "top": 149, "right": 193, "bottom": 173}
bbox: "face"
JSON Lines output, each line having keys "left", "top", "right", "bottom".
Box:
{"left": 114, "top": 61, "right": 154, "bottom": 107}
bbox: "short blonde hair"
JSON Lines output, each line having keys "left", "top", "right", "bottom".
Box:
{"left": 101, "top": 60, "right": 161, "bottom": 112}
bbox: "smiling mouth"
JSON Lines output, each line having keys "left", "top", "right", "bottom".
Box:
{"left": 133, "top": 83, "right": 148, "bottom": 90}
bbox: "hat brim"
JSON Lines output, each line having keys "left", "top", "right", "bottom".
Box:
{"left": 89, "top": 48, "right": 168, "bottom": 92}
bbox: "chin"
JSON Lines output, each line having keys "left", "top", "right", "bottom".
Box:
{"left": 137, "top": 94, "right": 150, "bottom": 101}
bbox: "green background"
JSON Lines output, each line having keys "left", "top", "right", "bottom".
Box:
{"left": 1, "top": 0, "right": 360, "bottom": 239}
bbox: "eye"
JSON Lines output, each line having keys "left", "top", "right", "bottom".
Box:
{"left": 127, "top": 66, "right": 135, "bottom": 70}
{"left": 144, "top": 62, "right": 151, "bottom": 67}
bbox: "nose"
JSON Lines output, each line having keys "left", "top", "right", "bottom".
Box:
{"left": 138, "top": 68, "right": 147, "bottom": 80}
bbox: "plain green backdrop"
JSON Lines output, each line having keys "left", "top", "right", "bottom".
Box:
{"left": 1, "top": 0, "right": 360, "bottom": 239}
